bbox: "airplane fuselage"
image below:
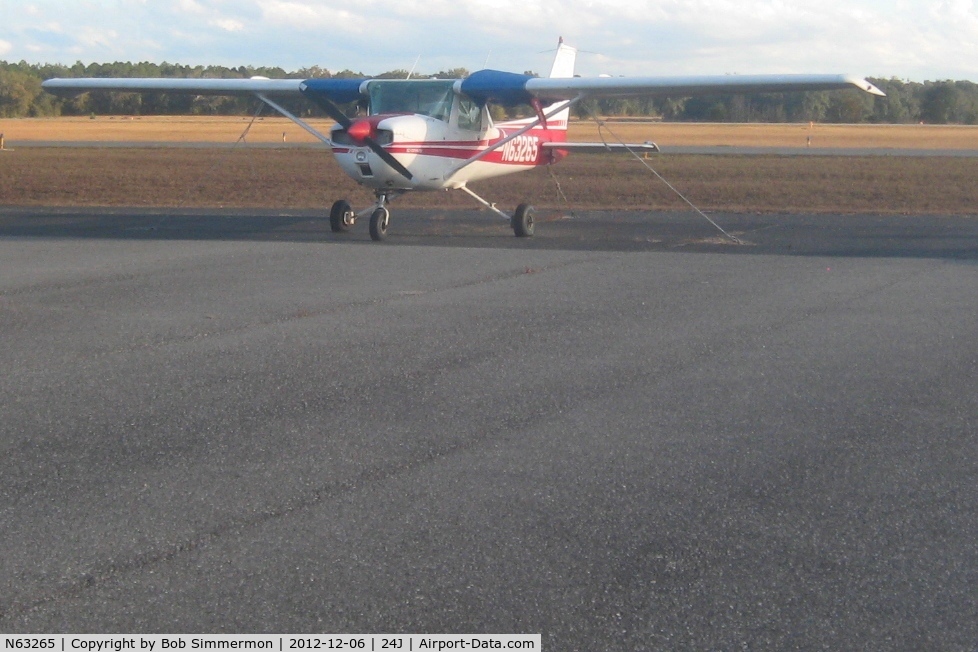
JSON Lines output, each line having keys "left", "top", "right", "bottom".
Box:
{"left": 327, "top": 77, "right": 570, "bottom": 192}
{"left": 331, "top": 116, "right": 568, "bottom": 191}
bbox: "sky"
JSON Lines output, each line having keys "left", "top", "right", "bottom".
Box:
{"left": 1, "top": 0, "right": 976, "bottom": 81}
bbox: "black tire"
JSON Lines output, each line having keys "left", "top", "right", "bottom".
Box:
{"left": 330, "top": 200, "right": 354, "bottom": 233}
{"left": 512, "top": 203, "right": 535, "bottom": 237}
{"left": 369, "top": 207, "right": 390, "bottom": 241}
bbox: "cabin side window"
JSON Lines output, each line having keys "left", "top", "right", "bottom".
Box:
{"left": 457, "top": 95, "right": 483, "bottom": 132}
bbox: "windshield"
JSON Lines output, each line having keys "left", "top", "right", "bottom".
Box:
{"left": 367, "top": 80, "right": 455, "bottom": 122}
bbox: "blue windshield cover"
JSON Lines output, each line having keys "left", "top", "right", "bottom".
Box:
{"left": 459, "top": 70, "right": 534, "bottom": 106}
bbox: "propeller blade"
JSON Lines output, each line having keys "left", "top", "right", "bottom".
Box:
{"left": 303, "top": 89, "right": 354, "bottom": 129}
{"left": 302, "top": 84, "right": 413, "bottom": 181}
{"left": 364, "top": 137, "right": 414, "bottom": 181}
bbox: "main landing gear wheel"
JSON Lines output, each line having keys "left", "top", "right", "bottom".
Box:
{"left": 369, "top": 206, "right": 390, "bottom": 241}
{"left": 512, "top": 203, "right": 535, "bottom": 237}
{"left": 330, "top": 199, "right": 354, "bottom": 233}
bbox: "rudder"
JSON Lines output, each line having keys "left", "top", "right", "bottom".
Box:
{"left": 549, "top": 37, "right": 577, "bottom": 79}
{"left": 544, "top": 38, "right": 577, "bottom": 130}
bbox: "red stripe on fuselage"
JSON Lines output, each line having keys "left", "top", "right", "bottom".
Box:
{"left": 382, "top": 128, "right": 568, "bottom": 166}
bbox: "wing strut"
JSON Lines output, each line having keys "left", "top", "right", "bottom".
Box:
{"left": 254, "top": 93, "right": 332, "bottom": 145}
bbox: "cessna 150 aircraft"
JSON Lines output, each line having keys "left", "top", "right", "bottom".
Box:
{"left": 43, "top": 40, "right": 884, "bottom": 240}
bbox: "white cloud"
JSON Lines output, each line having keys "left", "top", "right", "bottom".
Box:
{"left": 3, "top": 0, "right": 978, "bottom": 79}
{"left": 77, "top": 27, "right": 119, "bottom": 50}
{"left": 212, "top": 18, "right": 245, "bottom": 32}
{"left": 176, "top": 0, "right": 207, "bottom": 14}
{"left": 258, "top": 1, "right": 358, "bottom": 28}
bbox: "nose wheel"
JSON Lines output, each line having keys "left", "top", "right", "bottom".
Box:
{"left": 369, "top": 206, "right": 390, "bottom": 241}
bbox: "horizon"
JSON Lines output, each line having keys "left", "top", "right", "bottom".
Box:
{"left": 6, "top": 60, "right": 978, "bottom": 86}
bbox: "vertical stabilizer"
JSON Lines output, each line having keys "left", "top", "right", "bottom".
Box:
{"left": 549, "top": 37, "right": 577, "bottom": 79}
{"left": 544, "top": 38, "right": 576, "bottom": 129}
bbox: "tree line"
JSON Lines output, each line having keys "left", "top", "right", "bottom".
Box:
{"left": 2, "top": 59, "right": 977, "bottom": 124}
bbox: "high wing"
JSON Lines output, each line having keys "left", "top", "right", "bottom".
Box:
{"left": 41, "top": 77, "right": 307, "bottom": 96}
{"left": 456, "top": 71, "right": 884, "bottom": 106}
{"left": 43, "top": 71, "right": 884, "bottom": 105}
{"left": 527, "top": 73, "right": 886, "bottom": 99}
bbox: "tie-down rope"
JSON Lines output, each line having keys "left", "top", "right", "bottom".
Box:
{"left": 178, "top": 101, "right": 266, "bottom": 208}
{"left": 571, "top": 108, "right": 745, "bottom": 245}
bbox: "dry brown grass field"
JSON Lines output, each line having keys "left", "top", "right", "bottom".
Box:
{"left": 4, "top": 116, "right": 978, "bottom": 149}
{"left": 2, "top": 147, "right": 977, "bottom": 215}
{"left": 1, "top": 118, "right": 977, "bottom": 214}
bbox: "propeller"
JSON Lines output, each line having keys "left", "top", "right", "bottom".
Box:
{"left": 309, "top": 92, "right": 414, "bottom": 181}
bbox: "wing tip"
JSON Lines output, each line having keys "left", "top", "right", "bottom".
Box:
{"left": 845, "top": 75, "right": 886, "bottom": 97}
{"left": 862, "top": 81, "right": 887, "bottom": 97}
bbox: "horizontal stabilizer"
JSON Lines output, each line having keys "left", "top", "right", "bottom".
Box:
{"left": 542, "top": 141, "right": 660, "bottom": 153}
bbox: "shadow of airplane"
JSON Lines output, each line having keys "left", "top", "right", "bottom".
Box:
{"left": 1, "top": 207, "right": 976, "bottom": 260}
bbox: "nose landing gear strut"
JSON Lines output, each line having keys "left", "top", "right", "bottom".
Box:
{"left": 329, "top": 191, "right": 398, "bottom": 241}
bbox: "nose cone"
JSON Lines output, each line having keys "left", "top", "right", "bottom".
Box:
{"left": 347, "top": 119, "right": 374, "bottom": 143}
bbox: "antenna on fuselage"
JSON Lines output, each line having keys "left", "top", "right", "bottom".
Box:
{"left": 406, "top": 54, "right": 421, "bottom": 80}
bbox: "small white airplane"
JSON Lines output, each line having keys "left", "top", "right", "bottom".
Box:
{"left": 43, "top": 39, "right": 884, "bottom": 241}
